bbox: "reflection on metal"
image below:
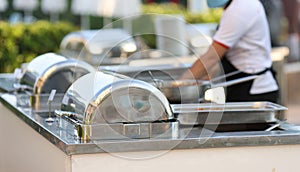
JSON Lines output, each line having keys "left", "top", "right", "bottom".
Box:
{"left": 60, "top": 29, "right": 138, "bottom": 66}
{"left": 0, "top": 92, "right": 298, "bottom": 155}
{"left": 172, "top": 102, "right": 287, "bottom": 125}
{"left": 20, "top": 53, "right": 95, "bottom": 95}
{"left": 60, "top": 71, "right": 177, "bottom": 141}
{"left": 16, "top": 53, "right": 95, "bottom": 112}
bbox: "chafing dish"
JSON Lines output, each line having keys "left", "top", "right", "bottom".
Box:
{"left": 59, "top": 29, "right": 138, "bottom": 66}
{"left": 57, "top": 71, "right": 178, "bottom": 141}
{"left": 16, "top": 53, "right": 95, "bottom": 111}
{"left": 172, "top": 102, "right": 287, "bottom": 125}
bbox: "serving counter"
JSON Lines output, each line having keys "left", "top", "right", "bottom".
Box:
{"left": 2, "top": 92, "right": 300, "bottom": 172}
{"left": 1, "top": 46, "right": 298, "bottom": 172}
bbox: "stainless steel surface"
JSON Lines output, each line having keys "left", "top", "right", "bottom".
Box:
{"left": 155, "top": 80, "right": 210, "bottom": 103}
{"left": 0, "top": 73, "right": 15, "bottom": 92}
{"left": 146, "top": 75, "right": 257, "bottom": 104}
{"left": 61, "top": 71, "right": 175, "bottom": 141}
{"left": 73, "top": 122, "right": 179, "bottom": 140}
{"left": 1, "top": 93, "right": 300, "bottom": 155}
{"left": 172, "top": 102, "right": 288, "bottom": 125}
{"left": 265, "top": 123, "right": 281, "bottom": 131}
{"left": 16, "top": 93, "right": 65, "bottom": 112}
{"left": 100, "top": 63, "right": 190, "bottom": 79}
{"left": 56, "top": 108, "right": 178, "bottom": 140}
{"left": 213, "top": 75, "right": 258, "bottom": 87}
{"left": 60, "top": 29, "right": 138, "bottom": 66}
{"left": 125, "top": 68, "right": 258, "bottom": 103}
{"left": 14, "top": 90, "right": 66, "bottom": 112}
{"left": 20, "top": 53, "right": 95, "bottom": 94}
{"left": 16, "top": 53, "right": 95, "bottom": 112}
{"left": 128, "top": 69, "right": 210, "bottom": 103}
{"left": 61, "top": 71, "right": 173, "bottom": 124}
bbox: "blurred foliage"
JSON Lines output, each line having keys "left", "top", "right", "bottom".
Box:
{"left": 143, "top": 2, "right": 187, "bottom": 15}
{"left": 142, "top": 3, "right": 223, "bottom": 24}
{"left": 0, "top": 21, "right": 77, "bottom": 72}
{"left": 0, "top": 2, "right": 222, "bottom": 72}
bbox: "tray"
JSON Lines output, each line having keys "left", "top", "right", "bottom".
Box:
{"left": 171, "top": 102, "right": 287, "bottom": 125}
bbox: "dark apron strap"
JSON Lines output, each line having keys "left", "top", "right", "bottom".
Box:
{"left": 220, "top": 57, "right": 279, "bottom": 103}
{"left": 220, "top": 57, "right": 273, "bottom": 79}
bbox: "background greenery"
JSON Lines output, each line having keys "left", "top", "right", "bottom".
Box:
{"left": 0, "top": 2, "right": 222, "bottom": 73}
{"left": 142, "top": 3, "right": 222, "bottom": 23}
{"left": 0, "top": 21, "right": 77, "bottom": 72}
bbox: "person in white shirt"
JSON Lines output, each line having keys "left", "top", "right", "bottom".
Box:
{"left": 181, "top": 0, "right": 279, "bottom": 103}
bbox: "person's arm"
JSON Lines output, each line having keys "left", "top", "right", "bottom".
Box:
{"left": 180, "top": 41, "right": 229, "bottom": 80}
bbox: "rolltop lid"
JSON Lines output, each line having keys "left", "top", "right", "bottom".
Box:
{"left": 61, "top": 71, "right": 174, "bottom": 125}
{"left": 20, "top": 53, "right": 95, "bottom": 94}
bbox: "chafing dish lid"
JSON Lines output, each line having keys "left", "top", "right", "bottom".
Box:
{"left": 61, "top": 71, "right": 173, "bottom": 124}
{"left": 20, "top": 53, "right": 95, "bottom": 94}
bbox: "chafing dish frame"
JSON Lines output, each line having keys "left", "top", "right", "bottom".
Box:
{"left": 55, "top": 110, "right": 179, "bottom": 141}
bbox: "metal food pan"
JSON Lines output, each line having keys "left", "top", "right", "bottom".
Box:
{"left": 171, "top": 102, "right": 287, "bottom": 125}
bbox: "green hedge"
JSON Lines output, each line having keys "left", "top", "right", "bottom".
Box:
{"left": 0, "top": 3, "right": 222, "bottom": 73}
{"left": 142, "top": 3, "right": 223, "bottom": 24}
{"left": 0, "top": 20, "right": 77, "bottom": 73}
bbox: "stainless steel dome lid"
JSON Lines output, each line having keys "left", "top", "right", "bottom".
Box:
{"left": 20, "top": 53, "right": 95, "bottom": 94}
{"left": 61, "top": 71, "right": 173, "bottom": 125}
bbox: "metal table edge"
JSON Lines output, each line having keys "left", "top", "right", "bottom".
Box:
{"left": 2, "top": 94, "right": 300, "bottom": 156}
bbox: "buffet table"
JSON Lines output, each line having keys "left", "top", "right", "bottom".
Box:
{"left": 1, "top": 47, "right": 298, "bottom": 172}
{"left": 2, "top": 93, "right": 300, "bottom": 172}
